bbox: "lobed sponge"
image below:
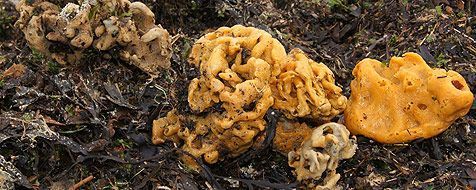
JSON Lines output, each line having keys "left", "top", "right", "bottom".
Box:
{"left": 344, "top": 52, "right": 474, "bottom": 143}
{"left": 15, "top": 0, "right": 171, "bottom": 75}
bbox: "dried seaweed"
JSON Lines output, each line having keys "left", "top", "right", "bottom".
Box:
{"left": 0, "top": 0, "right": 475, "bottom": 189}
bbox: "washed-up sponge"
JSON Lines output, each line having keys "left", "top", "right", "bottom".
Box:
{"left": 273, "top": 119, "right": 313, "bottom": 154}
{"left": 344, "top": 52, "right": 474, "bottom": 143}
{"left": 153, "top": 25, "right": 350, "bottom": 168}
{"left": 152, "top": 110, "right": 266, "bottom": 166}
{"left": 272, "top": 49, "right": 347, "bottom": 120}
{"left": 187, "top": 25, "right": 284, "bottom": 116}
{"left": 188, "top": 25, "right": 281, "bottom": 133}
{"left": 288, "top": 122, "right": 357, "bottom": 190}
{"left": 154, "top": 25, "right": 283, "bottom": 166}
{"left": 15, "top": 0, "right": 171, "bottom": 75}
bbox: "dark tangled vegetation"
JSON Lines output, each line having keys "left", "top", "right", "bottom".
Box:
{"left": 0, "top": 0, "right": 475, "bottom": 189}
